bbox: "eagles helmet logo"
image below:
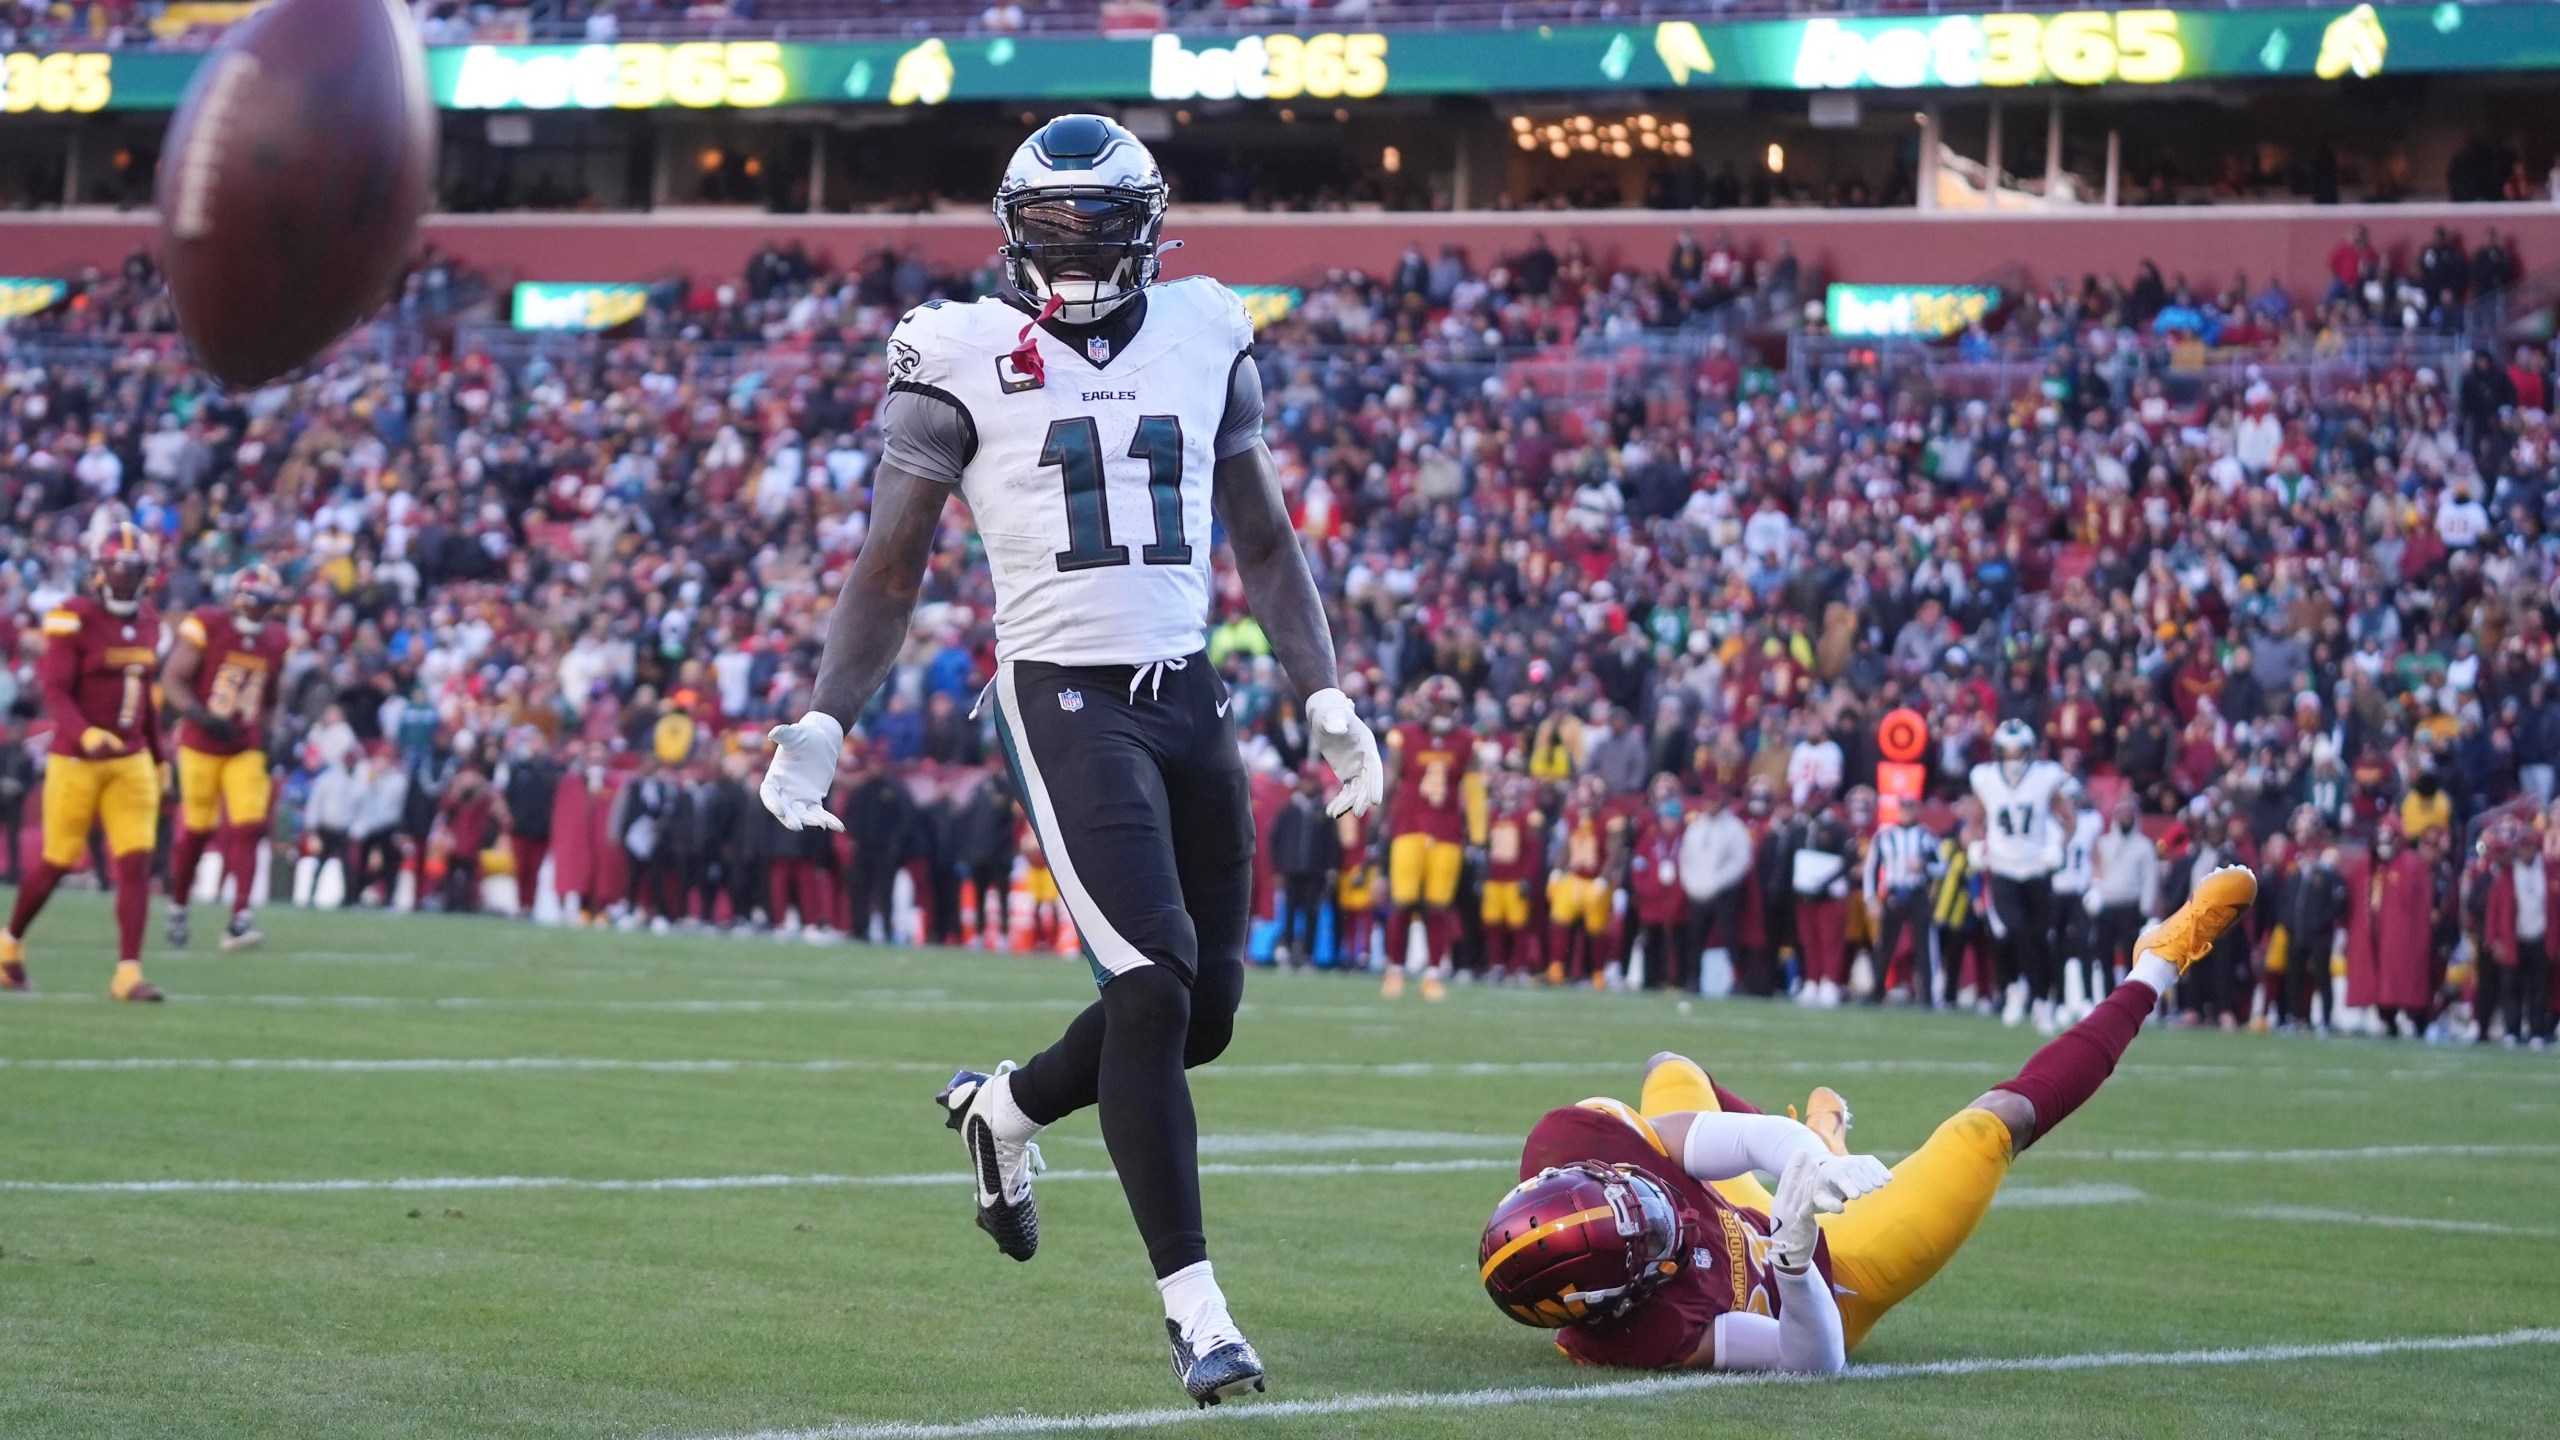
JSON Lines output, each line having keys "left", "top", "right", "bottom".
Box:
{"left": 887, "top": 338, "right": 923, "bottom": 384}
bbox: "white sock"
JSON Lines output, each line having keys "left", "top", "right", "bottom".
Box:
{"left": 982, "top": 1068, "right": 1043, "bottom": 1145}
{"left": 1157, "top": 1260, "right": 1240, "bottom": 1348}
{"left": 2130, "top": 950, "right": 2178, "bottom": 995}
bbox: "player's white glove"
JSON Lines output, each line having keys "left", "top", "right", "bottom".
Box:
{"left": 1769, "top": 1150, "right": 1894, "bottom": 1269}
{"left": 760, "top": 711, "right": 847, "bottom": 833}
{"left": 1306, "top": 687, "right": 1385, "bottom": 819}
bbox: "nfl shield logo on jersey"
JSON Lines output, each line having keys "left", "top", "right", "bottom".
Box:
{"left": 1059, "top": 689, "right": 1085, "bottom": 713}
{"left": 1086, "top": 335, "right": 1112, "bottom": 365}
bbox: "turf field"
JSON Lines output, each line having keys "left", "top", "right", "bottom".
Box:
{"left": 1, "top": 890, "right": 2555, "bottom": 1440}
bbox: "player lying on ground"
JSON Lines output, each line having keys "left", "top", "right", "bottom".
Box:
{"left": 1479, "top": 864, "right": 2257, "bottom": 1372}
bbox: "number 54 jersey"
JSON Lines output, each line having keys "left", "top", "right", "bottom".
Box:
{"left": 878, "top": 278, "right": 1262, "bottom": 667}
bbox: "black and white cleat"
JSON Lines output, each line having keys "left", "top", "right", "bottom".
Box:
{"left": 935, "top": 1065, "right": 1042, "bottom": 1262}
{"left": 1167, "top": 1320, "right": 1267, "bottom": 1408}
{"left": 165, "top": 905, "right": 190, "bottom": 949}
{"left": 221, "top": 911, "right": 265, "bottom": 952}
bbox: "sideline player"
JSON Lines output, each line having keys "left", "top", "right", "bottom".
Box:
{"left": 162, "top": 561, "right": 289, "bottom": 951}
{"left": 1382, "top": 675, "right": 1471, "bottom": 999}
{"left": 1, "top": 525, "right": 169, "bottom": 1001}
{"left": 1972, "top": 719, "right": 2071, "bottom": 1031}
{"left": 1478, "top": 772, "right": 1542, "bottom": 979}
{"left": 755, "top": 115, "right": 1383, "bottom": 1405}
{"left": 1480, "top": 865, "right": 2257, "bottom": 1370}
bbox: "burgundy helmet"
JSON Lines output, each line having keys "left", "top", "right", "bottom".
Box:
{"left": 1479, "top": 1162, "right": 1685, "bottom": 1328}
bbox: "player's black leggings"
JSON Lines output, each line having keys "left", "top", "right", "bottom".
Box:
{"left": 1990, "top": 873, "right": 2058, "bottom": 1003}
{"left": 991, "top": 654, "right": 1254, "bottom": 1281}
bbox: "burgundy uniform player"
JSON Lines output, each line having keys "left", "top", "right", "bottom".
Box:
{"left": 1482, "top": 866, "right": 2257, "bottom": 1371}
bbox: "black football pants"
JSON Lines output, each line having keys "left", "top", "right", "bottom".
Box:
{"left": 989, "top": 653, "right": 1253, "bottom": 1280}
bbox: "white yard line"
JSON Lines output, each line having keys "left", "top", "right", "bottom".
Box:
{"left": 2, "top": 994, "right": 1063, "bottom": 1013}
{"left": 2040, "top": 1143, "right": 2560, "bottom": 1163}
{"left": 2233, "top": 1204, "right": 2558, "bottom": 1239}
{"left": 686, "top": 1328, "right": 2560, "bottom": 1440}
{"left": 0, "top": 1158, "right": 1514, "bottom": 1196}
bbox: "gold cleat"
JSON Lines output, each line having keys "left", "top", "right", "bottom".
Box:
{"left": 1798, "top": 1087, "right": 1853, "bottom": 1157}
{"left": 2134, "top": 864, "right": 2259, "bottom": 976}
{"left": 110, "top": 974, "right": 165, "bottom": 1003}
{"left": 0, "top": 932, "right": 26, "bottom": 992}
{"left": 1381, "top": 967, "right": 1406, "bottom": 999}
{"left": 1420, "top": 974, "right": 1448, "bottom": 1002}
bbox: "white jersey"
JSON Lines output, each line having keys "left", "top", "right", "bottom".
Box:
{"left": 2051, "top": 809, "right": 2101, "bottom": 895}
{"left": 879, "top": 277, "right": 1258, "bottom": 667}
{"left": 1970, "top": 759, "right": 2068, "bottom": 879}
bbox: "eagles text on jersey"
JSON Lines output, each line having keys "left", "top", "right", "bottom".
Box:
{"left": 876, "top": 276, "right": 1261, "bottom": 668}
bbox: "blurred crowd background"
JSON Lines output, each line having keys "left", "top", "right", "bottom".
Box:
{"left": 4, "top": 220, "right": 2559, "bottom": 1048}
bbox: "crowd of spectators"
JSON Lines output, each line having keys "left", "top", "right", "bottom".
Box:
{"left": 3, "top": 223, "right": 2558, "bottom": 1048}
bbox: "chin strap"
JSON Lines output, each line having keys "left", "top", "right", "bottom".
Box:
{"left": 1009, "top": 292, "right": 1063, "bottom": 386}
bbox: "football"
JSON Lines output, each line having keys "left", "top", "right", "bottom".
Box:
{"left": 154, "top": 0, "right": 436, "bottom": 389}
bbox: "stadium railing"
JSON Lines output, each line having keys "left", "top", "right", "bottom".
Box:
{"left": 1788, "top": 329, "right": 2477, "bottom": 406}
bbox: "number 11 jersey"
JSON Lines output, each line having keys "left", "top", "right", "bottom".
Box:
{"left": 877, "top": 278, "right": 1261, "bottom": 668}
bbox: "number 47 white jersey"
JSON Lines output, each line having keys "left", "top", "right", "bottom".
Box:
{"left": 1971, "top": 758, "right": 2067, "bottom": 880}
{"left": 877, "top": 276, "right": 1260, "bottom": 668}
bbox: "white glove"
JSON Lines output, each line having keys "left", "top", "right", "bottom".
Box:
{"left": 1306, "top": 687, "right": 1385, "bottom": 819}
{"left": 759, "top": 711, "right": 846, "bottom": 833}
{"left": 1769, "top": 1150, "right": 1894, "bottom": 1269}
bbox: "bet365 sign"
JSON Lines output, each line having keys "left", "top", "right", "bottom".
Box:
{"left": 1147, "top": 32, "right": 1388, "bottom": 102}
{"left": 1791, "top": 10, "right": 2186, "bottom": 88}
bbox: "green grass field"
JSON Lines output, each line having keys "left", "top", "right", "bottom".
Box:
{"left": 2, "top": 889, "right": 2556, "bottom": 1440}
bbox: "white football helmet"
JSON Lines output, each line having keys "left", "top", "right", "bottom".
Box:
{"left": 1993, "top": 718, "right": 2038, "bottom": 778}
{"left": 995, "top": 114, "right": 1170, "bottom": 324}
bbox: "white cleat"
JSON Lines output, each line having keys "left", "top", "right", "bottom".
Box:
{"left": 936, "top": 1064, "right": 1043, "bottom": 1262}
{"left": 2001, "top": 980, "right": 2029, "bottom": 1028}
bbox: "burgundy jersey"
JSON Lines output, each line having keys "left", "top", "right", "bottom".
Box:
{"left": 38, "top": 596, "right": 163, "bottom": 761}
{"left": 1484, "top": 801, "right": 1544, "bottom": 884}
{"left": 1521, "top": 1104, "right": 1829, "bottom": 1371}
{"left": 1559, "top": 804, "right": 1608, "bottom": 878}
{"left": 174, "top": 607, "right": 289, "bottom": 756}
{"left": 1387, "top": 723, "right": 1473, "bottom": 843}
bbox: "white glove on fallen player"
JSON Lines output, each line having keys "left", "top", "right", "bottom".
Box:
{"left": 1306, "top": 687, "right": 1385, "bottom": 819}
{"left": 760, "top": 711, "right": 847, "bottom": 833}
{"left": 1769, "top": 1150, "right": 1894, "bottom": 1269}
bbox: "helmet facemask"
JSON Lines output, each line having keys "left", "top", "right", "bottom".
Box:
{"left": 97, "top": 554, "right": 149, "bottom": 615}
{"left": 999, "top": 187, "right": 1165, "bottom": 324}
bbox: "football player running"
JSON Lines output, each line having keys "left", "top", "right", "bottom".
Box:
{"left": 757, "top": 115, "right": 1382, "bottom": 1406}
{"left": 1, "top": 525, "right": 169, "bottom": 1001}
{"left": 162, "top": 561, "right": 290, "bottom": 952}
{"left": 1481, "top": 865, "right": 2256, "bottom": 1371}
{"left": 1972, "top": 719, "right": 2072, "bottom": 1032}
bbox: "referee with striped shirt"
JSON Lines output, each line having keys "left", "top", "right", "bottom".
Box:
{"left": 1864, "top": 809, "right": 1938, "bottom": 1005}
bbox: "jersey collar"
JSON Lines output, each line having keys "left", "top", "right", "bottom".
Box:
{"left": 1002, "top": 288, "right": 1150, "bottom": 371}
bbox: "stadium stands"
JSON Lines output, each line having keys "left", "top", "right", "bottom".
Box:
{"left": 1, "top": 222, "right": 2553, "bottom": 1043}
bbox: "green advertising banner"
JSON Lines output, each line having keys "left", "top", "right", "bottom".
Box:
{"left": 415, "top": 7, "right": 2560, "bottom": 108}
{"left": 511, "top": 281, "right": 652, "bottom": 331}
{"left": 1825, "top": 283, "right": 2001, "bottom": 338}
{"left": 13, "top": 4, "right": 2560, "bottom": 112}
{"left": 0, "top": 276, "right": 67, "bottom": 319}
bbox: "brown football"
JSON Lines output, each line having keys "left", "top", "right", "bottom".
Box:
{"left": 156, "top": 0, "right": 436, "bottom": 389}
